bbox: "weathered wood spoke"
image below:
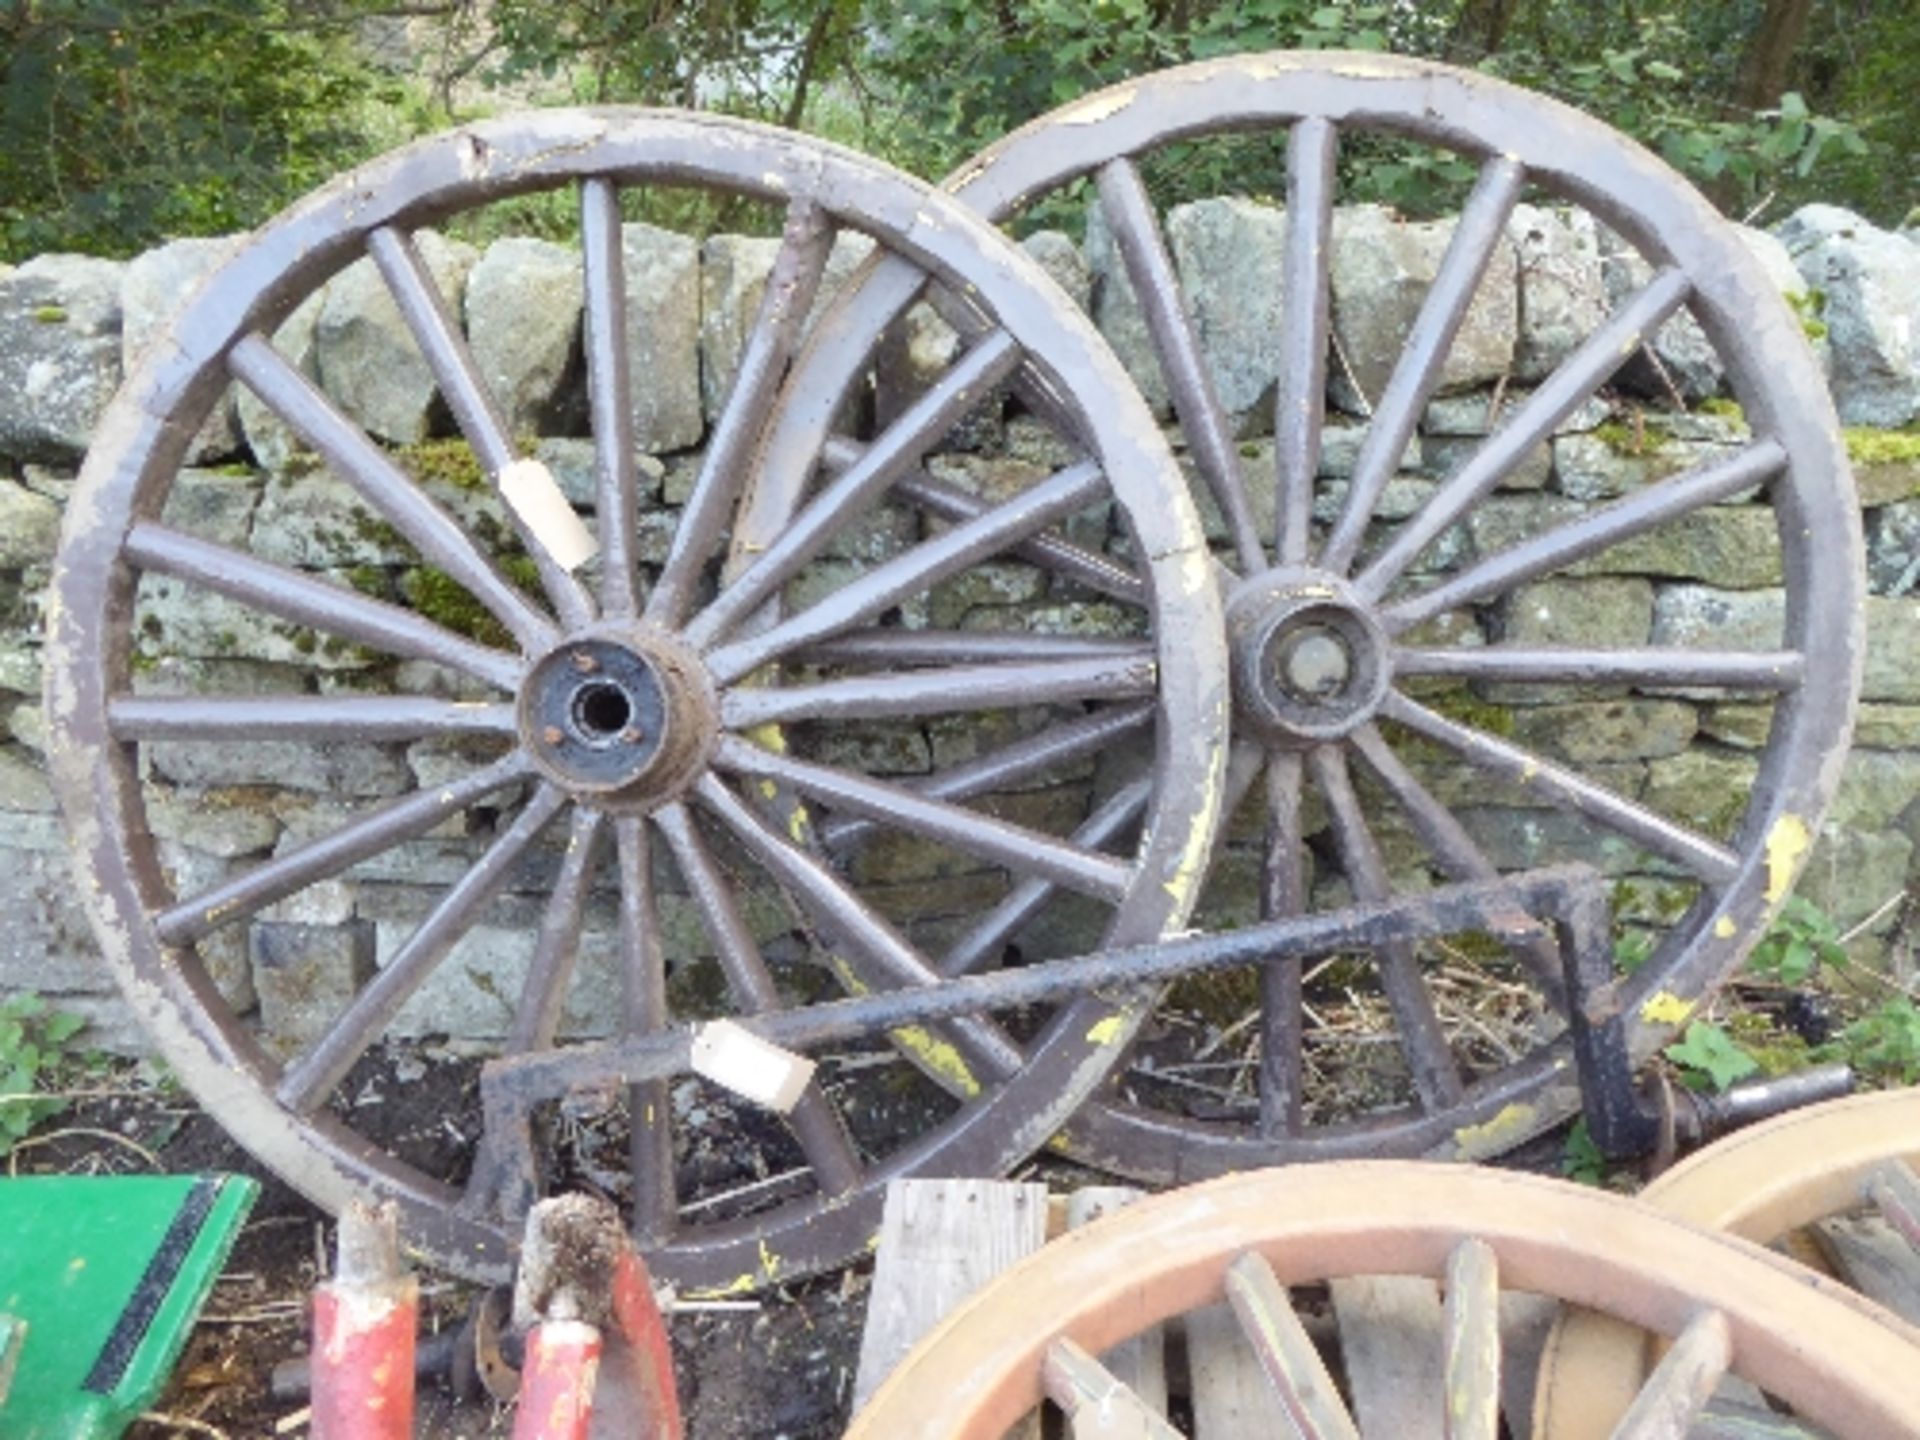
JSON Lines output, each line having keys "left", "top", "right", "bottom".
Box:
{"left": 154, "top": 754, "right": 534, "bottom": 946}
{"left": 652, "top": 803, "right": 864, "bottom": 1196}
{"left": 1225, "top": 1251, "right": 1364, "bottom": 1440}
{"left": 1275, "top": 116, "right": 1338, "bottom": 568}
{"left": 800, "top": 630, "right": 1151, "bottom": 670}
{"left": 684, "top": 330, "right": 1025, "bottom": 648}
{"left": 365, "top": 226, "right": 594, "bottom": 628}
{"left": 125, "top": 522, "right": 524, "bottom": 690}
{"left": 1096, "top": 156, "right": 1264, "bottom": 575}
{"left": 109, "top": 694, "right": 516, "bottom": 742}
{"left": 1310, "top": 745, "right": 1466, "bottom": 1112}
{"left": 1381, "top": 690, "right": 1742, "bottom": 885}
{"left": 1382, "top": 440, "right": 1787, "bottom": 631}
{"left": 613, "top": 814, "right": 678, "bottom": 1248}
{"left": 580, "top": 176, "right": 641, "bottom": 619}
{"left": 228, "top": 335, "right": 559, "bottom": 653}
{"left": 1611, "top": 1310, "right": 1732, "bottom": 1440}
{"left": 1258, "top": 751, "right": 1307, "bottom": 1137}
{"left": 720, "top": 652, "right": 1155, "bottom": 728}
{"left": 507, "top": 805, "right": 607, "bottom": 1055}
{"left": 705, "top": 459, "right": 1110, "bottom": 683}
{"left": 1442, "top": 1239, "right": 1500, "bottom": 1440}
{"left": 1322, "top": 155, "right": 1525, "bottom": 574}
{"left": 276, "top": 783, "right": 570, "bottom": 1115}
{"left": 1392, "top": 646, "right": 1803, "bottom": 689}
{"left": 1356, "top": 268, "right": 1692, "bottom": 598}
{"left": 711, "top": 735, "right": 1133, "bottom": 902}
{"left": 649, "top": 196, "right": 836, "bottom": 628}
{"left": 691, "top": 775, "right": 1026, "bottom": 1085}
{"left": 1043, "top": 1338, "right": 1183, "bottom": 1440}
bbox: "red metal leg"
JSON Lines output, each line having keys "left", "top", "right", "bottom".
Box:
{"left": 513, "top": 1319, "right": 602, "bottom": 1440}
{"left": 311, "top": 1201, "right": 417, "bottom": 1440}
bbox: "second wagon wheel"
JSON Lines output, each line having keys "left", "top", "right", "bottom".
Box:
{"left": 42, "top": 110, "right": 1228, "bottom": 1288}
{"left": 753, "top": 50, "right": 1863, "bottom": 1174}
{"left": 844, "top": 1163, "right": 1920, "bottom": 1439}
{"left": 1536, "top": 1087, "right": 1920, "bottom": 1439}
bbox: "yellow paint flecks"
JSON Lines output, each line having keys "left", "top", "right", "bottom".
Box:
{"left": 1085, "top": 1014, "right": 1127, "bottom": 1046}
{"left": 684, "top": 1271, "right": 758, "bottom": 1300}
{"left": 1640, "top": 990, "right": 1695, "bottom": 1026}
{"left": 1452, "top": 1103, "right": 1536, "bottom": 1157}
{"left": 889, "top": 1024, "right": 982, "bottom": 1097}
{"left": 1713, "top": 915, "right": 1737, "bottom": 939}
{"left": 758, "top": 1238, "right": 781, "bottom": 1281}
{"left": 1765, "top": 814, "right": 1811, "bottom": 902}
{"left": 758, "top": 779, "right": 780, "bottom": 802}
{"left": 742, "top": 724, "right": 788, "bottom": 754}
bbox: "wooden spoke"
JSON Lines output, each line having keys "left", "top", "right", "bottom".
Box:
{"left": 1382, "top": 440, "right": 1786, "bottom": 631}
{"left": 1442, "top": 1238, "right": 1501, "bottom": 1440}
{"left": 800, "top": 631, "right": 1151, "bottom": 670}
{"left": 365, "top": 226, "right": 594, "bottom": 628}
{"left": 684, "top": 330, "right": 1024, "bottom": 648}
{"left": 721, "top": 653, "right": 1154, "bottom": 729}
{"left": 705, "top": 459, "right": 1109, "bottom": 683}
{"left": 1096, "top": 156, "right": 1265, "bottom": 575}
{"left": 1225, "top": 1251, "right": 1363, "bottom": 1440}
{"left": 125, "top": 522, "right": 523, "bottom": 691}
{"left": 1356, "top": 268, "right": 1691, "bottom": 598}
{"left": 228, "top": 335, "right": 559, "bottom": 653}
{"left": 1321, "top": 156, "right": 1526, "bottom": 574}
{"left": 154, "top": 754, "right": 533, "bottom": 946}
{"left": 1610, "top": 1310, "right": 1732, "bottom": 1440}
{"left": 652, "top": 804, "right": 864, "bottom": 1196}
{"left": 1043, "top": 1337, "right": 1183, "bottom": 1440}
{"left": 1392, "top": 646, "right": 1803, "bottom": 690}
{"left": 109, "top": 694, "right": 515, "bottom": 742}
{"left": 691, "top": 775, "right": 1026, "bottom": 1084}
{"left": 1381, "top": 691, "right": 1742, "bottom": 886}
{"left": 648, "top": 197, "right": 836, "bottom": 627}
{"left": 1310, "top": 744, "right": 1466, "bottom": 1111}
{"left": 710, "top": 735, "right": 1133, "bottom": 902}
{"left": 1259, "top": 751, "right": 1307, "bottom": 1137}
{"left": 1275, "top": 116, "right": 1339, "bottom": 567}
{"left": 580, "top": 176, "right": 641, "bottom": 618}
{"left": 614, "top": 814, "right": 678, "bottom": 1247}
{"left": 275, "top": 784, "right": 569, "bottom": 1114}
{"left": 506, "top": 805, "right": 607, "bottom": 1055}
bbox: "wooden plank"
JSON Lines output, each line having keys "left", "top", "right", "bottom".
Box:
{"left": 1329, "top": 1276, "right": 1445, "bottom": 1440}
{"left": 1067, "top": 1187, "right": 1170, "bottom": 1416}
{"left": 1813, "top": 1212, "right": 1920, "bottom": 1327}
{"left": 1186, "top": 1299, "right": 1275, "bottom": 1438}
{"left": 853, "top": 1178, "right": 1051, "bottom": 1412}
{"left": 1044, "top": 1337, "right": 1184, "bottom": 1440}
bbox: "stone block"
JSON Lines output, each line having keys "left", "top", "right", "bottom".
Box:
{"left": 1865, "top": 596, "right": 1920, "bottom": 701}
{"left": 699, "top": 232, "right": 783, "bottom": 425}
{"left": 0, "top": 849, "right": 114, "bottom": 995}
{"left": 1508, "top": 203, "right": 1608, "bottom": 382}
{"left": 1168, "top": 196, "right": 1287, "bottom": 434}
{"left": 1510, "top": 699, "right": 1698, "bottom": 763}
{"left": 465, "top": 236, "right": 584, "bottom": 437}
{"left": 0, "top": 478, "right": 61, "bottom": 569}
{"left": 622, "top": 222, "right": 704, "bottom": 452}
{"left": 251, "top": 919, "right": 376, "bottom": 1052}
{"left": 1777, "top": 205, "right": 1920, "bottom": 427}
{"left": 1644, "top": 749, "right": 1759, "bottom": 836}
{"left": 1552, "top": 433, "right": 1743, "bottom": 501}
{"left": 1795, "top": 827, "right": 1915, "bottom": 932}
{"left": 1020, "top": 230, "right": 1091, "bottom": 312}
{"left": 1084, "top": 197, "right": 1171, "bottom": 418}
{"left": 1505, "top": 576, "right": 1656, "bottom": 647}
{"left": 1867, "top": 498, "right": 1920, "bottom": 594}
{"left": 1596, "top": 229, "right": 1722, "bottom": 400}
{"left": 160, "top": 468, "right": 260, "bottom": 549}
{"left": 0, "top": 254, "right": 124, "bottom": 463}
{"left": 1329, "top": 204, "right": 1517, "bottom": 409}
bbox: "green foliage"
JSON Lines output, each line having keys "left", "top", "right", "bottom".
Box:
{"left": 1843, "top": 426, "right": 1920, "bottom": 467}
{"left": 0, "top": 2, "right": 406, "bottom": 262}
{"left": 0, "top": 994, "right": 88, "bottom": 1156}
{"left": 1826, "top": 998, "right": 1920, "bottom": 1085}
{"left": 1748, "top": 896, "right": 1849, "bottom": 984}
{"left": 1665, "top": 1020, "right": 1760, "bottom": 1091}
{"left": 1560, "top": 1116, "right": 1606, "bottom": 1185}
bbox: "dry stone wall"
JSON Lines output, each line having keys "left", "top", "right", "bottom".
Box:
{"left": 1, "top": 198, "right": 1917, "bottom": 1053}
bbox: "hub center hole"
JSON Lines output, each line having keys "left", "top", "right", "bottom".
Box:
{"left": 572, "top": 679, "right": 634, "bottom": 740}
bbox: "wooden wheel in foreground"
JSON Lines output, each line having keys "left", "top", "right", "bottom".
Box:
{"left": 1536, "top": 1087, "right": 1920, "bottom": 1439}
{"left": 844, "top": 1162, "right": 1920, "bottom": 1439}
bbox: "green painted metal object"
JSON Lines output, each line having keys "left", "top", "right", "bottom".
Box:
{"left": 0, "top": 1174, "right": 257, "bottom": 1438}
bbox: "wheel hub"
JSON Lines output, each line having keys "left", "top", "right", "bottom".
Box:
{"left": 520, "top": 629, "right": 715, "bottom": 806}
{"left": 1226, "top": 569, "right": 1389, "bottom": 744}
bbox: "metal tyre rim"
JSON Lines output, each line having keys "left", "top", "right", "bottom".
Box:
{"left": 759, "top": 50, "right": 1863, "bottom": 1175}
{"left": 43, "top": 108, "right": 1227, "bottom": 1288}
{"left": 1536, "top": 1087, "right": 1920, "bottom": 1439}
{"left": 844, "top": 1161, "right": 1920, "bottom": 1440}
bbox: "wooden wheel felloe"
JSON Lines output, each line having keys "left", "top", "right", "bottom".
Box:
{"left": 844, "top": 1162, "right": 1920, "bottom": 1440}
{"left": 766, "top": 50, "right": 1864, "bottom": 1173}
{"left": 44, "top": 110, "right": 1228, "bottom": 1288}
{"left": 1536, "top": 1088, "right": 1920, "bottom": 1439}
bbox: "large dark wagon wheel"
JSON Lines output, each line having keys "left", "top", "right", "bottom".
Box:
{"left": 754, "top": 51, "right": 1862, "bottom": 1176}
{"left": 43, "top": 109, "right": 1227, "bottom": 1287}
{"left": 844, "top": 1163, "right": 1920, "bottom": 1439}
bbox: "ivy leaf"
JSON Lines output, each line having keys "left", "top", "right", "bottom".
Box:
{"left": 1666, "top": 1022, "right": 1760, "bottom": 1092}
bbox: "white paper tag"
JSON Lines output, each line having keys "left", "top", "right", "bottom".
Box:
{"left": 497, "top": 458, "right": 598, "bottom": 572}
{"left": 688, "top": 1019, "right": 816, "bottom": 1114}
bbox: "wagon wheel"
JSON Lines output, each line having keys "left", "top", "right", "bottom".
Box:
{"left": 844, "top": 1162, "right": 1920, "bottom": 1439}
{"left": 755, "top": 50, "right": 1862, "bottom": 1173}
{"left": 43, "top": 110, "right": 1227, "bottom": 1288}
{"left": 1537, "top": 1087, "right": 1920, "bottom": 1439}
